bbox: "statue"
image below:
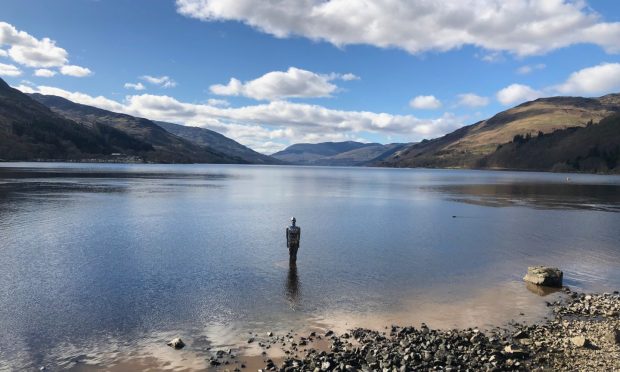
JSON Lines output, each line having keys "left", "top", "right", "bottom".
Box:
{"left": 286, "top": 217, "right": 301, "bottom": 262}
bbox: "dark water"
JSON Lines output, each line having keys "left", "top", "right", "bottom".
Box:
{"left": 1, "top": 163, "right": 619, "bottom": 370}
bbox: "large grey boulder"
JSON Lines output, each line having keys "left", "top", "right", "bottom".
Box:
{"left": 523, "top": 266, "right": 563, "bottom": 287}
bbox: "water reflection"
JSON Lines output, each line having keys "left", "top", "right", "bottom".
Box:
{"left": 525, "top": 282, "right": 564, "bottom": 297}
{"left": 430, "top": 183, "right": 620, "bottom": 212}
{"left": 285, "top": 263, "right": 301, "bottom": 310}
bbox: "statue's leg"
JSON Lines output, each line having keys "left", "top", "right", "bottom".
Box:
{"left": 289, "top": 246, "right": 298, "bottom": 262}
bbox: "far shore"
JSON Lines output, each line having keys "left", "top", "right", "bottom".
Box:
{"left": 2, "top": 159, "right": 620, "bottom": 176}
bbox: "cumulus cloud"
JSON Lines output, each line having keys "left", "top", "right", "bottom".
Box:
{"left": 207, "top": 98, "right": 230, "bottom": 107}
{"left": 457, "top": 93, "right": 489, "bottom": 107}
{"left": 15, "top": 84, "right": 465, "bottom": 153}
{"left": 176, "top": 0, "right": 620, "bottom": 56}
{"left": 409, "top": 95, "right": 442, "bottom": 110}
{"left": 517, "top": 63, "right": 546, "bottom": 75}
{"left": 210, "top": 67, "right": 355, "bottom": 101}
{"left": 0, "top": 22, "right": 92, "bottom": 78}
{"left": 496, "top": 84, "right": 543, "bottom": 105}
{"left": 60, "top": 65, "right": 92, "bottom": 77}
{"left": 339, "top": 73, "right": 360, "bottom": 81}
{"left": 553, "top": 62, "right": 620, "bottom": 95}
{"left": 498, "top": 62, "right": 620, "bottom": 105}
{"left": 124, "top": 82, "right": 146, "bottom": 91}
{"left": 34, "top": 68, "right": 57, "bottom": 77}
{"left": 0, "top": 21, "right": 68, "bottom": 67}
{"left": 25, "top": 85, "right": 126, "bottom": 112}
{"left": 141, "top": 75, "right": 177, "bottom": 88}
{"left": 0, "top": 62, "right": 22, "bottom": 77}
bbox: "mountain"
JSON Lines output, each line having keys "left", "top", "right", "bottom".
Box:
{"left": 272, "top": 141, "right": 410, "bottom": 166}
{"left": 154, "top": 121, "right": 283, "bottom": 165}
{"left": 0, "top": 78, "right": 157, "bottom": 161}
{"left": 478, "top": 113, "right": 620, "bottom": 173}
{"left": 381, "top": 94, "right": 620, "bottom": 169}
{"left": 30, "top": 93, "right": 242, "bottom": 163}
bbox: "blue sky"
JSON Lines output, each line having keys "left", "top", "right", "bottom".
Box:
{"left": 2, "top": 0, "right": 620, "bottom": 153}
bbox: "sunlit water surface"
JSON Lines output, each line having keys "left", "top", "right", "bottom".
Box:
{"left": 1, "top": 163, "right": 619, "bottom": 370}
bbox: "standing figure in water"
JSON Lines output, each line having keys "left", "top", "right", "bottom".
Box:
{"left": 286, "top": 217, "right": 301, "bottom": 263}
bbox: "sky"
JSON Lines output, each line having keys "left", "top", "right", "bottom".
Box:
{"left": 1, "top": 0, "right": 620, "bottom": 154}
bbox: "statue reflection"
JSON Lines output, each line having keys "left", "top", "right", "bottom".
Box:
{"left": 285, "top": 262, "right": 301, "bottom": 310}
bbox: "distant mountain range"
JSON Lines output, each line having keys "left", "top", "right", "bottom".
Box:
{"left": 379, "top": 94, "right": 620, "bottom": 173}
{"left": 1, "top": 76, "right": 619, "bottom": 173}
{"left": 0, "top": 77, "right": 281, "bottom": 164}
{"left": 154, "top": 121, "right": 282, "bottom": 165}
{"left": 271, "top": 141, "right": 411, "bottom": 166}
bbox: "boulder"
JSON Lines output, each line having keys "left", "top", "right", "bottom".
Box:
{"left": 167, "top": 337, "right": 185, "bottom": 349}
{"left": 523, "top": 266, "right": 563, "bottom": 287}
{"left": 570, "top": 335, "right": 588, "bottom": 347}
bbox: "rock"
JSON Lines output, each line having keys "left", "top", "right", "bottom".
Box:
{"left": 570, "top": 335, "right": 588, "bottom": 347}
{"left": 605, "top": 329, "right": 620, "bottom": 345}
{"left": 166, "top": 337, "right": 185, "bottom": 349}
{"left": 503, "top": 345, "right": 527, "bottom": 357}
{"left": 523, "top": 266, "right": 563, "bottom": 287}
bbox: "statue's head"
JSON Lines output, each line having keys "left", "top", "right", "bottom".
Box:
{"left": 291, "top": 217, "right": 296, "bottom": 226}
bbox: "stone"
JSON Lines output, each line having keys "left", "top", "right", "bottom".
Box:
{"left": 523, "top": 266, "right": 563, "bottom": 287}
{"left": 166, "top": 337, "right": 185, "bottom": 349}
{"left": 570, "top": 335, "right": 588, "bottom": 347}
{"left": 605, "top": 329, "right": 620, "bottom": 345}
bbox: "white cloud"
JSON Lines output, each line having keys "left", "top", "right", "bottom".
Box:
{"left": 0, "top": 22, "right": 93, "bottom": 78}
{"left": 141, "top": 75, "right": 177, "bottom": 88}
{"left": 0, "top": 62, "right": 22, "bottom": 77}
{"left": 457, "top": 93, "right": 489, "bottom": 107}
{"left": 22, "top": 85, "right": 126, "bottom": 112}
{"left": 176, "top": 0, "right": 620, "bottom": 56}
{"left": 409, "top": 95, "right": 442, "bottom": 110}
{"left": 0, "top": 21, "right": 68, "bottom": 67}
{"left": 498, "top": 62, "right": 620, "bottom": 106}
{"left": 207, "top": 98, "right": 230, "bottom": 107}
{"left": 479, "top": 51, "right": 505, "bottom": 63}
{"left": 553, "top": 62, "right": 620, "bottom": 95}
{"left": 13, "top": 84, "right": 35, "bottom": 93}
{"left": 124, "top": 82, "right": 146, "bottom": 91}
{"left": 60, "top": 65, "right": 92, "bottom": 77}
{"left": 496, "top": 84, "right": 543, "bottom": 105}
{"left": 16, "top": 84, "right": 465, "bottom": 152}
{"left": 339, "top": 73, "right": 360, "bottom": 81}
{"left": 516, "top": 63, "right": 546, "bottom": 75}
{"left": 210, "top": 67, "right": 354, "bottom": 101}
{"left": 34, "top": 68, "right": 57, "bottom": 77}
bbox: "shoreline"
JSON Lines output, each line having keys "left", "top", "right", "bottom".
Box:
{"left": 237, "top": 288, "right": 620, "bottom": 371}
{"left": 69, "top": 287, "right": 620, "bottom": 371}
{"left": 2, "top": 160, "right": 620, "bottom": 176}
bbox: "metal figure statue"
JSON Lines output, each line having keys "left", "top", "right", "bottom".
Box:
{"left": 286, "top": 217, "right": 301, "bottom": 262}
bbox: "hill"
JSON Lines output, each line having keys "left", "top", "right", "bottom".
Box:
{"left": 154, "top": 121, "right": 282, "bottom": 165}
{"left": 272, "top": 141, "right": 410, "bottom": 166}
{"left": 478, "top": 113, "right": 620, "bottom": 173}
{"left": 0, "top": 78, "right": 157, "bottom": 161}
{"left": 382, "top": 94, "right": 620, "bottom": 168}
{"left": 30, "top": 93, "right": 242, "bottom": 163}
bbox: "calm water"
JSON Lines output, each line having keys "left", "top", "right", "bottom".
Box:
{"left": 1, "top": 163, "right": 619, "bottom": 371}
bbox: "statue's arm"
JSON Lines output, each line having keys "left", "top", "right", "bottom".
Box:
{"left": 286, "top": 227, "right": 289, "bottom": 244}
